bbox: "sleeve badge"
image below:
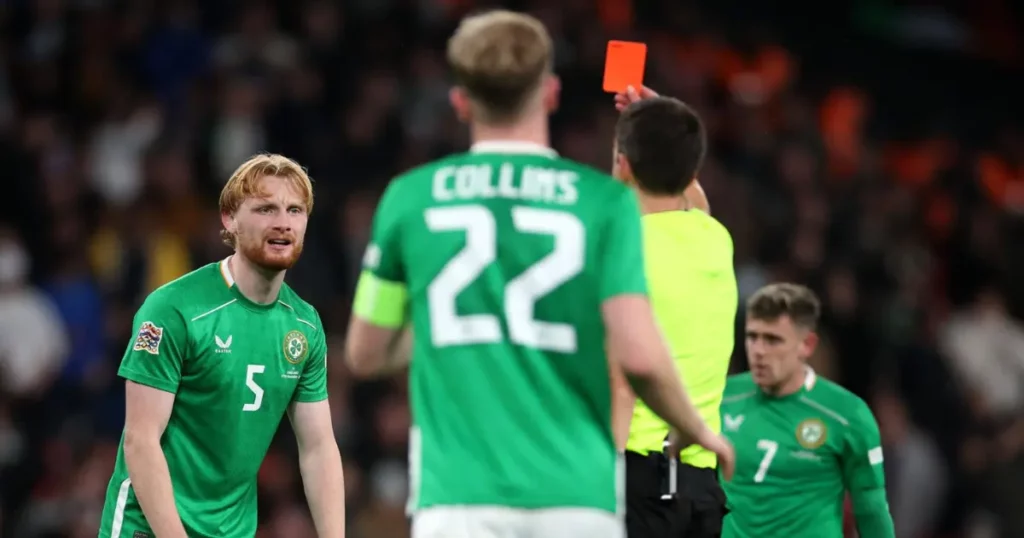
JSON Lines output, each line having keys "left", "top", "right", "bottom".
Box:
{"left": 133, "top": 321, "right": 165, "bottom": 355}
{"left": 868, "top": 446, "right": 884, "bottom": 466}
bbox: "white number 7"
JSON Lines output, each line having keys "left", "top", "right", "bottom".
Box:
{"left": 754, "top": 439, "right": 778, "bottom": 483}
{"left": 243, "top": 364, "right": 265, "bottom": 412}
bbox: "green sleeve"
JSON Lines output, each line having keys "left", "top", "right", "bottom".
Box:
{"left": 353, "top": 179, "right": 411, "bottom": 328}
{"left": 293, "top": 311, "right": 329, "bottom": 403}
{"left": 362, "top": 179, "right": 407, "bottom": 284}
{"left": 842, "top": 399, "right": 896, "bottom": 538}
{"left": 118, "top": 297, "right": 189, "bottom": 394}
{"left": 597, "top": 187, "right": 648, "bottom": 301}
{"left": 851, "top": 488, "right": 895, "bottom": 538}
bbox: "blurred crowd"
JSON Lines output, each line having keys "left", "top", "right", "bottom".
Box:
{"left": 0, "top": 0, "right": 1021, "bottom": 537}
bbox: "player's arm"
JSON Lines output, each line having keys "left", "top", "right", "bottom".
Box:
{"left": 599, "top": 188, "right": 734, "bottom": 477}
{"left": 119, "top": 304, "right": 189, "bottom": 538}
{"left": 610, "top": 361, "right": 635, "bottom": 451}
{"left": 604, "top": 298, "right": 723, "bottom": 455}
{"left": 290, "top": 401, "right": 345, "bottom": 537}
{"left": 345, "top": 310, "right": 412, "bottom": 378}
{"left": 290, "top": 317, "right": 345, "bottom": 537}
{"left": 345, "top": 181, "right": 412, "bottom": 378}
{"left": 841, "top": 399, "right": 896, "bottom": 538}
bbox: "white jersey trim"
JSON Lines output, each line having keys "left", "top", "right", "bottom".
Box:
{"left": 798, "top": 396, "right": 850, "bottom": 426}
{"left": 804, "top": 366, "right": 817, "bottom": 391}
{"left": 406, "top": 426, "right": 422, "bottom": 515}
{"left": 191, "top": 299, "right": 238, "bottom": 322}
{"left": 219, "top": 257, "right": 235, "bottom": 287}
{"left": 278, "top": 300, "right": 318, "bottom": 330}
{"left": 470, "top": 140, "right": 558, "bottom": 158}
{"left": 109, "top": 477, "right": 132, "bottom": 537}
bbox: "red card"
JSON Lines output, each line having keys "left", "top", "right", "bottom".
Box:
{"left": 603, "top": 41, "right": 647, "bottom": 93}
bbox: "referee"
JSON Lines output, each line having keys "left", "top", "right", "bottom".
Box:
{"left": 612, "top": 87, "right": 738, "bottom": 538}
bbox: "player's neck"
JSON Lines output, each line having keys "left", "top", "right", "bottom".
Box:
{"left": 228, "top": 254, "right": 286, "bottom": 305}
{"left": 635, "top": 192, "right": 689, "bottom": 215}
{"left": 470, "top": 112, "right": 550, "bottom": 149}
{"left": 763, "top": 367, "right": 810, "bottom": 397}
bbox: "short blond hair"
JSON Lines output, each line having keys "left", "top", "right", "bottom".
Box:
{"left": 219, "top": 153, "right": 314, "bottom": 248}
{"left": 446, "top": 10, "right": 553, "bottom": 124}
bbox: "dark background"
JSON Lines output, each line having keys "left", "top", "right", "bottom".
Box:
{"left": 0, "top": 0, "right": 1021, "bottom": 536}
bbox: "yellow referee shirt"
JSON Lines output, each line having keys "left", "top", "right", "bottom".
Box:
{"left": 626, "top": 209, "right": 738, "bottom": 468}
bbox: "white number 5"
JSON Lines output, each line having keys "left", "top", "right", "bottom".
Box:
{"left": 243, "top": 364, "right": 265, "bottom": 412}
{"left": 754, "top": 439, "right": 778, "bottom": 483}
{"left": 425, "top": 205, "right": 584, "bottom": 353}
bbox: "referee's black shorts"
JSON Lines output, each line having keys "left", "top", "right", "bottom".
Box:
{"left": 624, "top": 450, "right": 727, "bottom": 538}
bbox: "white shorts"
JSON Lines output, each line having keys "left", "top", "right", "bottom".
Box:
{"left": 412, "top": 506, "right": 625, "bottom": 538}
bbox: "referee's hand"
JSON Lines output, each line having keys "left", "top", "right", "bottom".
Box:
{"left": 675, "top": 428, "right": 735, "bottom": 481}
{"left": 614, "top": 85, "right": 659, "bottom": 111}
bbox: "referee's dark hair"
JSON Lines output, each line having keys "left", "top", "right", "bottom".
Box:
{"left": 614, "top": 96, "right": 707, "bottom": 196}
{"left": 746, "top": 283, "right": 822, "bottom": 330}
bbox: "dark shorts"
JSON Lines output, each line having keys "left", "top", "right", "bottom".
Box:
{"left": 624, "top": 450, "right": 728, "bottom": 538}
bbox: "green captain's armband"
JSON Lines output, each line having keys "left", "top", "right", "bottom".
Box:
{"left": 353, "top": 270, "right": 409, "bottom": 328}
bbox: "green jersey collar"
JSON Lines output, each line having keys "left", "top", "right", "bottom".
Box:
{"left": 219, "top": 257, "right": 235, "bottom": 288}
{"left": 470, "top": 141, "right": 558, "bottom": 158}
{"left": 804, "top": 366, "right": 817, "bottom": 392}
{"left": 220, "top": 257, "right": 277, "bottom": 311}
{"left": 759, "top": 366, "right": 817, "bottom": 400}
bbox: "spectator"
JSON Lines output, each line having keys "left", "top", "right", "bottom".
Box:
{"left": 0, "top": 229, "right": 69, "bottom": 401}
{"left": 874, "top": 387, "right": 948, "bottom": 538}
{"left": 940, "top": 287, "right": 1024, "bottom": 537}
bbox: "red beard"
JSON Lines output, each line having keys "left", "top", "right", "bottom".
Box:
{"left": 237, "top": 232, "right": 304, "bottom": 271}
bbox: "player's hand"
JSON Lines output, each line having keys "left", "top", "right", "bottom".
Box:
{"left": 666, "top": 427, "right": 734, "bottom": 480}
{"left": 696, "top": 430, "right": 735, "bottom": 481}
{"left": 666, "top": 428, "right": 693, "bottom": 457}
{"left": 614, "top": 85, "right": 659, "bottom": 111}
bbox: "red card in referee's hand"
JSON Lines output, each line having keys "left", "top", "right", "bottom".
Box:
{"left": 603, "top": 40, "right": 647, "bottom": 93}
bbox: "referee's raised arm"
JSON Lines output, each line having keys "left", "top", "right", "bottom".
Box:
{"left": 611, "top": 87, "right": 739, "bottom": 538}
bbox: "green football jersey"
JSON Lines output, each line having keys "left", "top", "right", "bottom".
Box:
{"left": 719, "top": 369, "right": 888, "bottom": 538}
{"left": 98, "top": 259, "right": 329, "bottom": 538}
{"left": 354, "top": 141, "right": 647, "bottom": 515}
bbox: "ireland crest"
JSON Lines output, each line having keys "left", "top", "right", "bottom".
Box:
{"left": 283, "top": 330, "right": 309, "bottom": 365}
{"left": 796, "top": 418, "right": 827, "bottom": 449}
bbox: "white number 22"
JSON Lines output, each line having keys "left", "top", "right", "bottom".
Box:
{"left": 425, "top": 205, "right": 584, "bottom": 353}
{"left": 754, "top": 439, "right": 778, "bottom": 483}
{"left": 243, "top": 364, "right": 265, "bottom": 412}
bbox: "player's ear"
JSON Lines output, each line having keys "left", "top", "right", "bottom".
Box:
{"left": 613, "top": 152, "right": 635, "bottom": 185}
{"left": 221, "top": 211, "right": 236, "bottom": 236}
{"left": 799, "top": 330, "right": 819, "bottom": 359}
{"left": 542, "top": 74, "right": 561, "bottom": 114}
{"left": 449, "top": 87, "right": 472, "bottom": 123}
